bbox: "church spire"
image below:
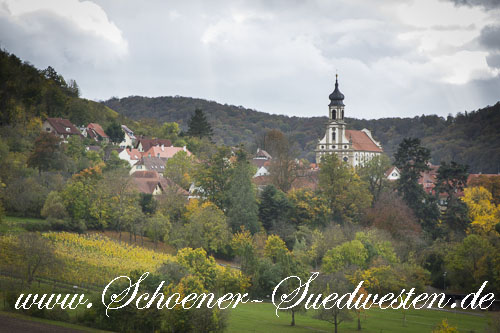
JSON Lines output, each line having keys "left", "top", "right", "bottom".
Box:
{"left": 329, "top": 74, "right": 345, "bottom": 106}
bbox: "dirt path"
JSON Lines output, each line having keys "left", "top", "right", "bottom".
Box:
{"left": 0, "top": 313, "right": 86, "bottom": 333}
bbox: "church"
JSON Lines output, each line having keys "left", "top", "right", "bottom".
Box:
{"left": 315, "top": 75, "right": 383, "bottom": 167}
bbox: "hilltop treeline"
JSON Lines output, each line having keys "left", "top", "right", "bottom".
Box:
{"left": 0, "top": 48, "right": 122, "bottom": 128}
{"left": 104, "top": 96, "right": 500, "bottom": 173}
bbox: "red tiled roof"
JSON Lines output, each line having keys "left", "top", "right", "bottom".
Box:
{"left": 144, "top": 146, "right": 192, "bottom": 159}
{"left": 138, "top": 138, "right": 172, "bottom": 152}
{"left": 345, "top": 130, "right": 382, "bottom": 152}
{"left": 131, "top": 171, "right": 188, "bottom": 196}
{"left": 87, "top": 123, "right": 108, "bottom": 139}
{"left": 45, "top": 118, "right": 81, "bottom": 136}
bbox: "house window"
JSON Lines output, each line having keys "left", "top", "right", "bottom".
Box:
{"left": 66, "top": 127, "right": 70, "bottom": 132}
{"left": 137, "top": 165, "right": 142, "bottom": 169}
{"left": 157, "top": 153, "right": 160, "bottom": 157}
{"left": 46, "top": 128, "right": 50, "bottom": 131}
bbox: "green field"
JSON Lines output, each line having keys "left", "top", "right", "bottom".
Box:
{"left": 0, "top": 216, "right": 48, "bottom": 234}
{"left": 227, "top": 302, "right": 490, "bottom": 332}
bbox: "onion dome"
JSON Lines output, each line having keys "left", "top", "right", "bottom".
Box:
{"left": 329, "top": 74, "right": 345, "bottom": 106}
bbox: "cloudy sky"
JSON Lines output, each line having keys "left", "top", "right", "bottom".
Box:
{"left": 1, "top": 0, "right": 499, "bottom": 119}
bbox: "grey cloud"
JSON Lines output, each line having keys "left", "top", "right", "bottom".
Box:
{"left": 479, "top": 25, "right": 500, "bottom": 50}
{"left": 446, "top": 0, "right": 500, "bottom": 9}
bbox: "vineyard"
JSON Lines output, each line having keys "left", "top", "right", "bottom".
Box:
{"left": 0, "top": 232, "right": 173, "bottom": 287}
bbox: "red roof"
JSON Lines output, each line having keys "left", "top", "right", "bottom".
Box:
{"left": 345, "top": 130, "right": 382, "bottom": 152}
{"left": 137, "top": 138, "right": 172, "bottom": 152}
{"left": 145, "top": 146, "right": 191, "bottom": 159}
{"left": 45, "top": 118, "right": 81, "bottom": 136}
{"left": 131, "top": 171, "right": 188, "bottom": 196}
{"left": 87, "top": 123, "right": 108, "bottom": 139}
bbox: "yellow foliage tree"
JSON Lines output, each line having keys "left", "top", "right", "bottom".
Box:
{"left": 462, "top": 186, "right": 500, "bottom": 234}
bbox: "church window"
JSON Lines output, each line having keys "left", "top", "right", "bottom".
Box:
{"left": 332, "top": 131, "right": 336, "bottom": 141}
{"left": 343, "top": 157, "right": 348, "bottom": 162}
{"left": 344, "top": 145, "right": 347, "bottom": 149}
{"left": 332, "top": 111, "right": 336, "bottom": 119}
{"left": 332, "top": 145, "right": 336, "bottom": 149}
{"left": 321, "top": 145, "right": 324, "bottom": 149}
{"left": 342, "top": 110, "right": 344, "bottom": 119}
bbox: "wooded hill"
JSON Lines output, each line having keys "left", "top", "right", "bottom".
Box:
{"left": 104, "top": 96, "right": 500, "bottom": 173}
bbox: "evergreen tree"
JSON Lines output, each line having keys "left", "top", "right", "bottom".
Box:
{"left": 394, "top": 138, "right": 440, "bottom": 236}
{"left": 227, "top": 150, "right": 259, "bottom": 233}
{"left": 258, "top": 185, "right": 291, "bottom": 231}
{"left": 435, "top": 161, "right": 470, "bottom": 234}
{"left": 187, "top": 108, "right": 213, "bottom": 139}
{"left": 106, "top": 122, "right": 125, "bottom": 143}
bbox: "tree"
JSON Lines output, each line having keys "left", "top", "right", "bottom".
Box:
{"left": 164, "top": 150, "right": 194, "bottom": 190}
{"left": 468, "top": 175, "right": 500, "bottom": 205}
{"left": 264, "top": 130, "right": 304, "bottom": 192}
{"left": 318, "top": 154, "right": 372, "bottom": 223}
{"left": 27, "top": 132, "right": 66, "bottom": 172}
{"left": 194, "top": 146, "right": 233, "bottom": 211}
{"left": 187, "top": 108, "right": 213, "bottom": 139}
{"left": 227, "top": 150, "right": 259, "bottom": 233}
{"left": 314, "top": 273, "right": 353, "bottom": 333}
{"left": 322, "top": 240, "right": 368, "bottom": 273}
{"left": 105, "top": 150, "right": 129, "bottom": 171}
{"left": 435, "top": 161, "right": 470, "bottom": 234}
{"left": 146, "top": 213, "right": 171, "bottom": 249}
{"left": 181, "top": 202, "right": 231, "bottom": 254}
{"left": 394, "top": 138, "right": 440, "bottom": 236}
{"left": 15, "top": 233, "right": 59, "bottom": 286}
{"left": 41, "top": 191, "right": 68, "bottom": 220}
{"left": 358, "top": 154, "right": 392, "bottom": 205}
{"left": 287, "top": 188, "right": 330, "bottom": 229}
{"left": 462, "top": 187, "right": 500, "bottom": 235}
{"left": 258, "top": 185, "right": 291, "bottom": 231}
{"left": 106, "top": 122, "right": 124, "bottom": 143}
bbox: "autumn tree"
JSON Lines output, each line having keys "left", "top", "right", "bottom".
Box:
{"left": 181, "top": 201, "right": 231, "bottom": 254}
{"left": 27, "top": 132, "right": 66, "bottom": 172}
{"left": 462, "top": 186, "right": 500, "bottom": 235}
{"left": 164, "top": 150, "right": 194, "bottom": 190}
{"left": 15, "top": 233, "right": 59, "bottom": 286}
{"left": 187, "top": 108, "right": 213, "bottom": 139}
{"left": 318, "top": 153, "right": 372, "bottom": 223}
{"left": 358, "top": 154, "right": 392, "bottom": 205}
{"left": 314, "top": 273, "right": 353, "bottom": 333}
{"left": 468, "top": 175, "right": 500, "bottom": 205}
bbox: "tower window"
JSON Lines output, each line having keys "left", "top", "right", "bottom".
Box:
{"left": 342, "top": 110, "right": 344, "bottom": 119}
{"left": 343, "top": 157, "right": 348, "bottom": 162}
{"left": 332, "top": 110, "right": 336, "bottom": 119}
{"left": 332, "top": 145, "right": 336, "bottom": 149}
{"left": 332, "top": 131, "right": 336, "bottom": 142}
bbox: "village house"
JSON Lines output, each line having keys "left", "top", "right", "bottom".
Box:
{"left": 42, "top": 118, "right": 82, "bottom": 142}
{"left": 130, "top": 156, "right": 167, "bottom": 175}
{"left": 315, "top": 75, "right": 383, "bottom": 167}
{"left": 251, "top": 148, "right": 272, "bottom": 178}
{"left": 83, "top": 123, "right": 109, "bottom": 143}
{"left": 144, "top": 145, "right": 191, "bottom": 159}
{"left": 120, "top": 125, "right": 136, "bottom": 148}
{"left": 136, "top": 138, "right": 172, "bottom": 152}
{"left": 118, "top": 148, "right": 142, "bottom": 166}
{"left": 385, "top": 166, "right": 401, "bottom": 181}
{"left": 131, "top": 171, "right": 188, "bottom": 196}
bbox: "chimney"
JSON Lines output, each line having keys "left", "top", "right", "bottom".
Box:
{"left": 161, "top": 144, "right": 164, "bottom": 151}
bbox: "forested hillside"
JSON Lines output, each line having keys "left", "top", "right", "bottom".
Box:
{"left": 0, "top": 49, "right": 124, "bottom": 129}
{"left": 104, "top": 96, "right": 500, "bottom": 173}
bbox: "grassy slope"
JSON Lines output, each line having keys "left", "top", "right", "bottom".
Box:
{"left": 228, "top": 302, "right": 488, "bottom": 333}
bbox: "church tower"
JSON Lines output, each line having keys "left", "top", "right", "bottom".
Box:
{"left": 315, "top": 75, "right": 383, "bottom": 167}
{"left": 315, "top": 75, "right": 354, "bottom": 165}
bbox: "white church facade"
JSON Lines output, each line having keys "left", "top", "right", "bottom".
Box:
{"left": 315, "top": 75, "right": 383, "bottom": 167}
